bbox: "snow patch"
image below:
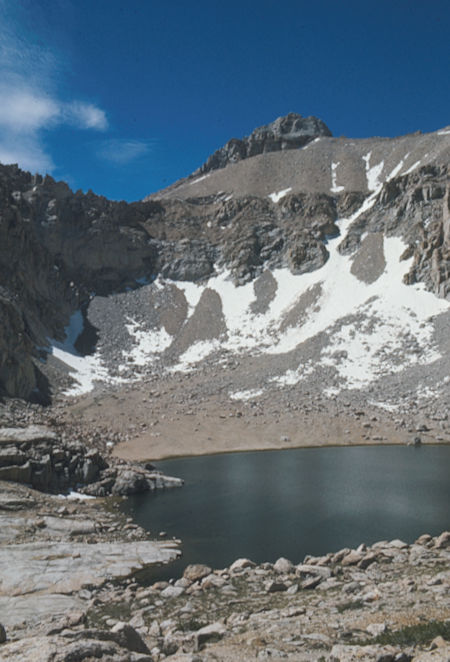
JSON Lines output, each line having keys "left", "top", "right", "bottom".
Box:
{"left": 259, "top": 187, "right": 448, "bottom": 389}
{"left": 415, "top": 384, "right": 440, "bottom": 400}
{"left": 387, "top": 159, "right": 404, "bottom": 180}
{"left": 172, "top": 339, "right": 221, "bottom": 372}
{"left": 189, "top": 173, "right": 211, "bottom": 185}
{"left": 50, "top": 310, "right": 118, "bottom": 396}
{"left": 403, "top": 160, "right": 421, "bottom": 175}
{"left": 58, "top": 490, "right": 97, "bottom": 500}
{"left": 175, "top": 280, "right": 204, "bottom": 318}
{"left": 323, "top": 386, "right": 340, "bottom": 398}
{"left": 271, "top": 363, "right": 314, "bottom": 386}
{"left": 229, "top": 388, "right": 264, "bottom": 401}
{"left": 269, "top": 188, "right": 292, "bottom": 203}
{"left": 363, "top": 152, "right": 384, "bottom": 191}
{"left": 51, "top": 346, "right": 115, "bottom": 396}
{"left": 316, "top": 235, "right": 445, "bottom": 391}
{"left": 369, "top": 400, "right": 400, "bottom": 413}
{"left": 330, "top": 162, "right": 345, "bottom": 193}
{"left": 437, "top": 129, "right": 450, "bottom": 135}
{"left": 124, "top": 318, "right": 172, "bottom": 365}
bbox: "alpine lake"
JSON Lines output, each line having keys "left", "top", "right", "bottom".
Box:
{"left": 122, "top": 444, "right": 450, "bottom": 582}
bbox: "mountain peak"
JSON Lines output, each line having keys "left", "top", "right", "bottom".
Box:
{"left": 195, "top": 113, "right": 332, "bottom": 175}
{"left": 253, "top": 112, "right": 332, "bottom": 139}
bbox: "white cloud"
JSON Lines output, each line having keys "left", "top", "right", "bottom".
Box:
{"left": 63, "top": 101, "right": 108, "bottom": 131}
{"left": 0, "top": 3, "right": 108, "bottom": 174}
{"left": 96, "top": 138, "right": 152, "bottom": 164}
{"left": 0, "top": 83, "right": 109, "bottom": 173}
{"left": 0, "top": 87, "right": 59, "bottom": 131}
{"left": 0, "top": 84, "right": 109, "bottom": 135}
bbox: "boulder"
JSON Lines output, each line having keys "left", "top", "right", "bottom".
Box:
{"left": 81, "top": 458, "right": 99, "bottom": 483}
{"left": 273, "top": 557, "right": 294, "bottom": 574}
{"left": 183, "top": 564, "right": 213, "bottom": 583}
{"left": 296, "top": 564, "right": 332, "bottom": 579}
{"left": 110, "top": 622, "right": 150, "bottom": 654}
{"left": 358, "top": 553, "right": 378, "bottom": 569}
{"left": 341, "top": 550, "right": 364, "bottom": 566}
{"left": 160, "top": 585, "right": 185, "bottom": 599}
{"left": 434, "top": 531, "right": 450, "bottom": 549}
{"left": 265, "top": 580, "right": 287, "bottom": 593}
{"left": 31, "top": 454, "right": 52, "bottom": 491}
{"left": 111, "top": 468, "right": 149, "bottom": 495}
{"left": 229, "top": 558, "right": 256, "bottom": 572}
{"left": 301, "top": 575, "right": 322, "bottom": 590}
{"left": 195, "top": 622, "right": 226, "bottom": 650}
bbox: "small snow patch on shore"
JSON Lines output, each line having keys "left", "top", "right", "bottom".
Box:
{"left": 59, "top": 490, "right": 96, "bottom": 500}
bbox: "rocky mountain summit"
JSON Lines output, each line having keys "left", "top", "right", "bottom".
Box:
{"left": 193, "top": 112, "right": 332, "bottom": 175}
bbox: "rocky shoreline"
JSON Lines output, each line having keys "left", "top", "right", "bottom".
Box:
{"left": 1, "top": 470, "right": 448, "bottom": 661}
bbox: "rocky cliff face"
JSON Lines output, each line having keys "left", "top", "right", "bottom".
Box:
{"left": 339, "top": 164, "right": 450, "bottom": 298}
{"left": 0, "top": 164, "right": 351, "bottom": 400}
{"left": 0, "top": 170, "right": 138, "bottom": 397}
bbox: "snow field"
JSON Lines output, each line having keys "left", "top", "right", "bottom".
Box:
{"left": 49, "top": 169, "right": 450, "bottom": 396}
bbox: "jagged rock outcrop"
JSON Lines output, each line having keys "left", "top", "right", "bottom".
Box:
{"left": 0, "top": 425, "right": 183, "bottom": 496}
{"left": 0, "top": 165, "right": 157, "bottom": 399}
{"left": 195, "top": 112, "right": 332, "bottom": 174}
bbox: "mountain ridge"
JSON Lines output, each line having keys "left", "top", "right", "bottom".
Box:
{"left": 0, "top": 115, "right": 449, "bottom": 412}
{"left": 150, "top": 122, "right": 450, "bottom": 200}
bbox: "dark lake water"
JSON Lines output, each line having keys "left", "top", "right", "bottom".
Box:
{"left": 122, "top": 445, "right": 450, "bottom": 582}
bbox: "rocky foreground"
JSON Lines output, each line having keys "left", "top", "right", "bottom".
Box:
{"left": 0, "top": 419, "right": 448, "bottom": 662}
{"left": 0, "top": 428, "right": 449, "bottom": 661}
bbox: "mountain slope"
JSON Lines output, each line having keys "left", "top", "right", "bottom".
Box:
{"left": 152, "top": 121, "right": 450, "bottom": 200}
{"left": 0, "top": 115, "right": 449, "bottom": 429}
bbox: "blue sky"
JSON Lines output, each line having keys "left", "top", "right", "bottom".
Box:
{"left": 0, "top": 0, "right": 449, "bottom": 201}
